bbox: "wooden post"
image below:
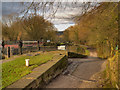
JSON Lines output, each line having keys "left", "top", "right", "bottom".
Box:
{"left": 20, "top": 47, "right": 22, "bottom": 55}
{"left": 7, "top": 47, "right": 10, "bottom": 58}
{"left": 19, "top": 40, "right": 23, "bottom": 55}
{"left": 1, "top": 40, "right": 5, "bottom": 59}
{"left": 10, "top": 47, "right": 13, "bottom": 57}
{"left": 37, "top": 41, "right": 40, "bottom": 51}
{"left": 2, "top": 47, "right": 4, "bottom": 56}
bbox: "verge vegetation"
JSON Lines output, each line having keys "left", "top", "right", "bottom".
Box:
{"left": 63, "top": 2, "right": 119, "bottom": 88}
{"left": 2, "top": 51, "right": 65, "bottom": 88}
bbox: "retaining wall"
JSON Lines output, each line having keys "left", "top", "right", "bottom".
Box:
{"left": 6, "top": 55, "right": 68, "bottom": 89}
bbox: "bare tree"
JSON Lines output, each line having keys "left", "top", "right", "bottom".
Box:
{"left": 19, "top": 1, "right": 97, "bottom": 20}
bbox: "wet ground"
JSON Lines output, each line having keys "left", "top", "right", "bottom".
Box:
{"left": 46, "top": 51, "right": 106, "bottom": 88}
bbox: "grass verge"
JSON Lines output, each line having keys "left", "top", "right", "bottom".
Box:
{"left": 98, "top": 51, "right": 119, "bottom": 88}
{"left": 2, "top": 51, "right": 62, "bottom": 88}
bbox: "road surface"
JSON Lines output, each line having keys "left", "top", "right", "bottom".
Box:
{"left": 45, "top": 51, "right": 106, "bottom": 88}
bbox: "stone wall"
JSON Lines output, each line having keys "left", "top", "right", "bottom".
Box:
{"left": 25, "top": 55, "right": 68, "bottom": 88}
{"left": 6, "top": 55, "right": 68, "bottom": 89}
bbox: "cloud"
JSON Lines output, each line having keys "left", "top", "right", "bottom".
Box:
{"left": 2, "top": 2, "right": 24, "bottom": 16}
{"left": 1, "top": 2, "right": 95, "bottom": 30}
{"left": 45, "top": 2, "right": 84, "bottom": 25}
{"left": 54, "top": 23, "right": 75, "bottom": 31}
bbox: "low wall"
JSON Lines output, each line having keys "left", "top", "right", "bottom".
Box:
{"left": 68, "top": 52, "right": 87, "bottom": 58}
{"left": 6, "top": 55, "right": 68, "bottom": 89}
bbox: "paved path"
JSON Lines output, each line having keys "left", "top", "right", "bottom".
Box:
{"left": 46, "top": 51, "right": 106, "bottom": 88}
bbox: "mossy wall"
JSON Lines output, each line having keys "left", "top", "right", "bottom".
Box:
{"left": 24, "top": 55, "right": 68, "bottom": 88}
{"left": 66, "top": 45, "right": 89, "bottom": 57}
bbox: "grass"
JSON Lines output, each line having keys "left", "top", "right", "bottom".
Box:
{"left": 2, "top": 51, "right": 58, "bottom": 88}
{"left": 85, "top": 49, "right": 90, "bottom": 56}
{"left": 100, "top": 70, "right": 113, "bottom": 88}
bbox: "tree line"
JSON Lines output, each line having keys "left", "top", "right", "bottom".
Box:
{"left": 63, "top": 2, "right": 118, "bottom": 58}
{"left": 2, "top": 14, "right": 57, "bottom": 42}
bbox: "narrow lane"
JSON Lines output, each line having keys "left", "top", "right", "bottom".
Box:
{"left": 46, "top": 51, "right": 106, "bottom": 88}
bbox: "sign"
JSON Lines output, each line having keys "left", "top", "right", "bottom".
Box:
{"left": 47, "top": 40, "right": 50, "bottom": 42}
{"left": 58, "top": 45, "right": 66, "bottom": 50}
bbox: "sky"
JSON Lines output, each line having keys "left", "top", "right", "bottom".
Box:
{"left": 1, "top": 2, "right": 97, "bottom": 31}
{"left": 2, "top": 2, "right": 77, "bottom": 31}
{"left": 54, "top": 24, "right": 75, "bottom": 31}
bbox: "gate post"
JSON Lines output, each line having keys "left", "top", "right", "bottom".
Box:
{"left": 2, "top": 40, "right": 5, "bottom": 55}
{"left": 38, "top": 41, "right": 40, "bottom": 51}
{"left": 7, "top": 47, "right": 10, "bottom": 58}
{"left": 19, "top": 40, "right": 23, "bottom": 55}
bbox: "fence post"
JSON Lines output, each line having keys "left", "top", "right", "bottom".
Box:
{"left": 7, "top": 47, "right": 10, "bottom": 58}
{"left": 19, "top": 40, "right": 23, "bottom": 55}
{"left": 2, "top": 40, "right": 5, "bottom": 55}
{"left": 38, "top": 41, "right": 40, "bottom": 51}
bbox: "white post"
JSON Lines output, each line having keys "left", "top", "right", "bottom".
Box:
{"left": 25, "top": 59, "right": 30, "bottom": 66}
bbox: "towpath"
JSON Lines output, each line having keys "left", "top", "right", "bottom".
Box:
{"left": 46, "top": 50, "right": 106, "bottom": 88}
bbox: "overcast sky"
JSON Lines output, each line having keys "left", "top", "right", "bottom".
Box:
{"left": 2, "top": 2, "right": 96, "bottom": 31}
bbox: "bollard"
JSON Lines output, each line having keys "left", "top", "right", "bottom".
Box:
{"left": 25, "top": 59, "right": 30, "bottom": 66}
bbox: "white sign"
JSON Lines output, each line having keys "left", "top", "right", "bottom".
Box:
{"left": 47, "top": 40, "right": 50, "bottom": 42}
{"left": 58, "top": 45, "right": 66, "bottom": 50}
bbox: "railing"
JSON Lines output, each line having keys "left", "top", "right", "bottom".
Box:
{"left": 1, "top": 40, "right": 58, "bottom": 59}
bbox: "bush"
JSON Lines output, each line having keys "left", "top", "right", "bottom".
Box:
{"left": 77, "top": 46, "right": 85, "bottom": 54}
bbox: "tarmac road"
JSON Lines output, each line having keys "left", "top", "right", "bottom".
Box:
{"left": 46, "top": 51, "right": 106, "bottom": 88}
